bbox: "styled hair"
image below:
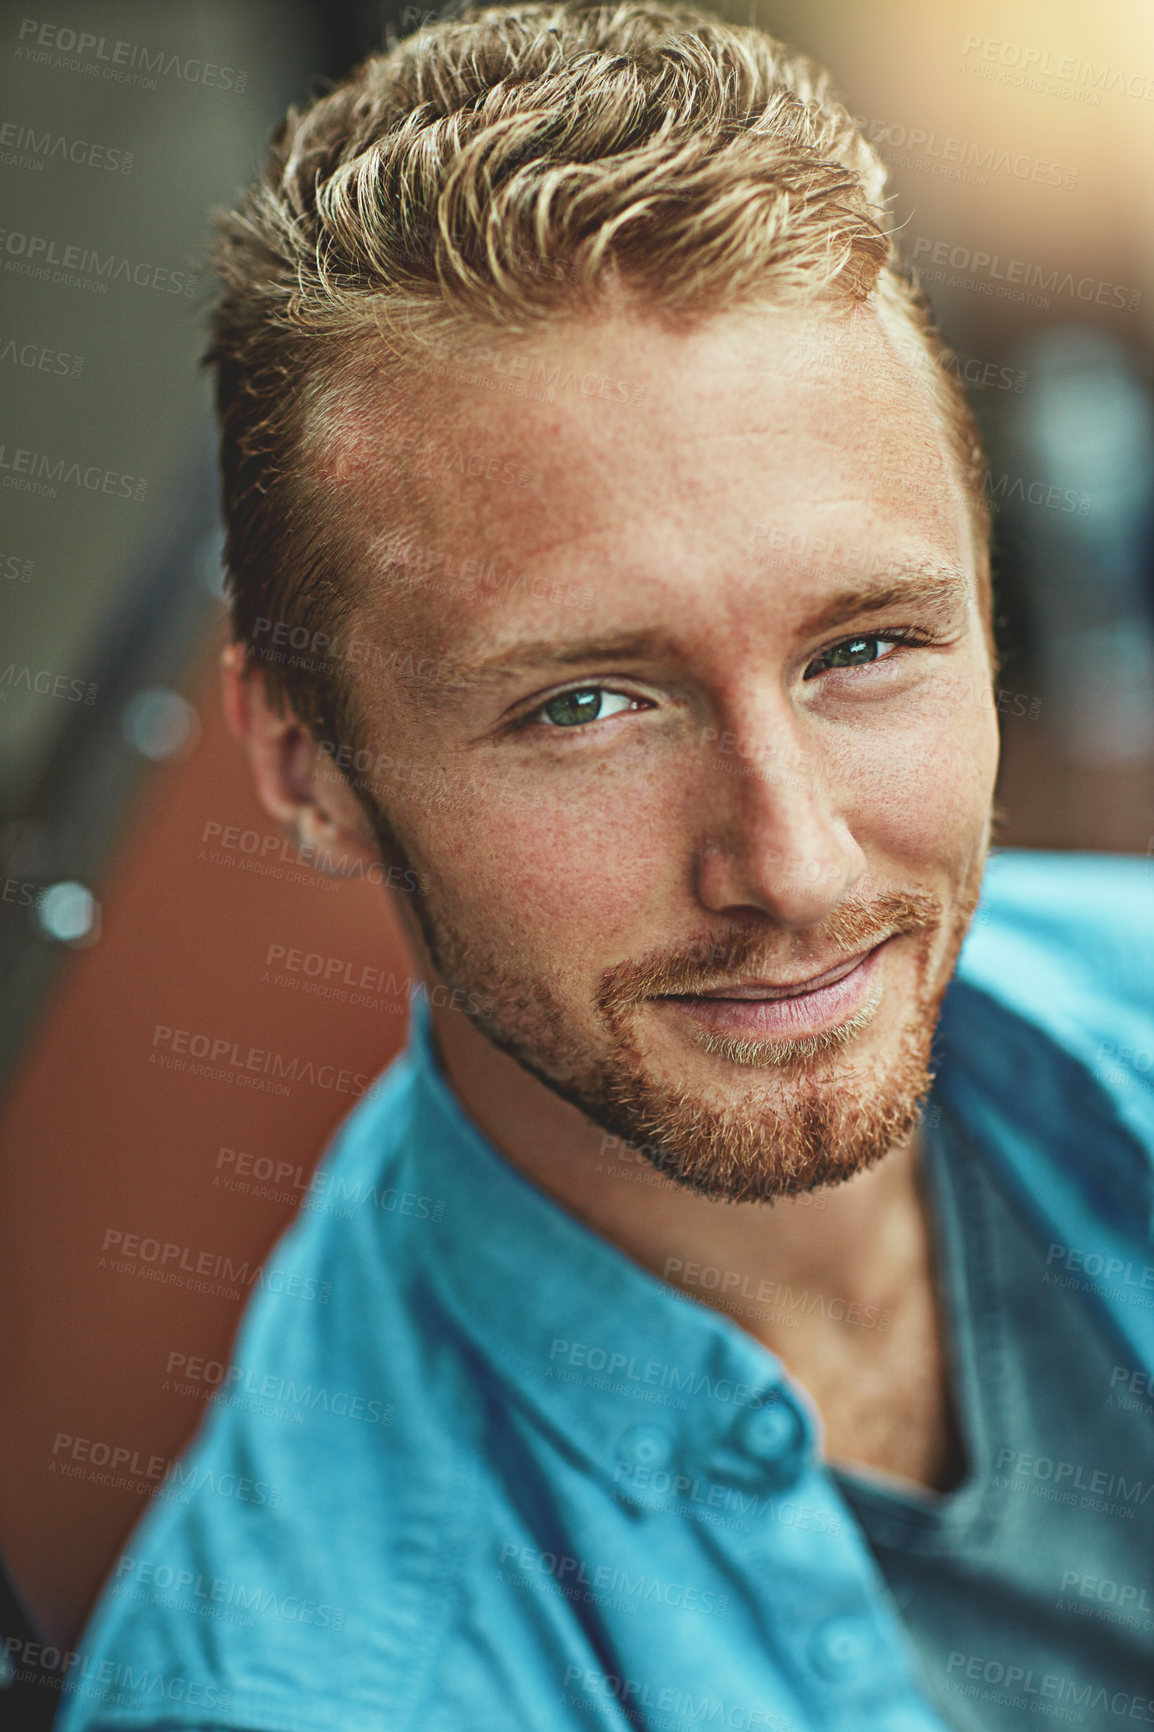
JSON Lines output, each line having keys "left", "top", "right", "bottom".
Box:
{"left": 207, "top": 0, "right": 990, "bottom": 750}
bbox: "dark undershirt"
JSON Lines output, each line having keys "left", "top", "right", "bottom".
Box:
{"left": 834, "top": 1100, "right": 1154, "bottom": 1732}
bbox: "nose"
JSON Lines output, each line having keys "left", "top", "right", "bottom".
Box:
{"left": 693, "top": 724, "right": 866, "bottom": 929}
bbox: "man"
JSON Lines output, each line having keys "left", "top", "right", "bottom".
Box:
{"left": 58, "top": 4, "right": 1154, "bottom": 1730}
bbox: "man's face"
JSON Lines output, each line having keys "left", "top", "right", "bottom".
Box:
{"left": 328, "top": 302, "right": 999, "bottom": 1200}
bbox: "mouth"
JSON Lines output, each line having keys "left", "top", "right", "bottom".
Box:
{"left": 650, "top": 935, "right": 896, "bottom": 1043}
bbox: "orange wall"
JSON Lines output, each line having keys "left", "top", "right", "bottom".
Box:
{"left": 0, "top": 635, "right": 412, "bottom": 1646}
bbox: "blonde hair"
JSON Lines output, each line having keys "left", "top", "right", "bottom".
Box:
{"left": 208, "top": 0, "right": 989, "bottom": 747}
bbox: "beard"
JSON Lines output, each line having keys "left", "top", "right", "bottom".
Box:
{"left": 367, "top": 796, "right": 984, "bottom": 1204}
{"left": 585, "top": 892, "right": 955, "bottom": 1203}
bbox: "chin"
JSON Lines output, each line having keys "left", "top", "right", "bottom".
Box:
{"left": 584, "top": 964, "right": 942, "bottom": 1204}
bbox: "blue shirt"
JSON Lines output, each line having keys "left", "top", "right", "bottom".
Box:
{"left": 55, "top": 850, "right": 1154, "bottom": 1732}
{"left": 834, "top": 1097, "right": 1154, "bottom": 1726}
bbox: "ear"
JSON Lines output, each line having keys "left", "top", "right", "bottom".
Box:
{"left": 220, "top": 642, "right": 381, "bottom": 871}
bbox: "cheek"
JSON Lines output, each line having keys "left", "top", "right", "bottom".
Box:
{"left": 395, "top": 758, "right": 684, "bottom": 966}
{"left": 826, "top": 677, "right": 1000, "bottom": 873}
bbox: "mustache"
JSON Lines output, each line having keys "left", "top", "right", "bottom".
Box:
{"left": 596, "top": 890, "right": 942, "bottom": 1015}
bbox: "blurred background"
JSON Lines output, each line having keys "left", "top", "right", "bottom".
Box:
{"left": 1, "top": 0, "right": 1151, "bottom": 1719}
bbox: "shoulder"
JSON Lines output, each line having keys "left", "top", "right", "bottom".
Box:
{"left": 942, "top": 848, "right": 1154, "bottom": 1182}
{"left": 56, "top": 1043, "right": 470, "bottom": 1732}
{"left": 234, "top": 1036, "right": 442, "bottom": 1315}
{"left": 956, "top": 848, "right": 1154, "bottom": 1056}
{"left": 965, "top": 846, "right": 1153, "bottom": 951}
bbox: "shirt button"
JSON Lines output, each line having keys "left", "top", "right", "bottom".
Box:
{"left": 731, "top": 1395, "right": 808, "bottom": 1488}
{"left": 737, "top": 1396, "right": 805, "bottom": 1459}
{"left": 617, "top": 1424, "right": 674, "bottom": 1470}
{"left": 808, "top": 1613, "right": 877, "bottom": 1681}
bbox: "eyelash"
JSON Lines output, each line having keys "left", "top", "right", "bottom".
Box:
{"left": 516, "top": 629, "right": 935, "bottom": 731}
{"left": 801, "top": 627, "right": 932, "bottom": 680}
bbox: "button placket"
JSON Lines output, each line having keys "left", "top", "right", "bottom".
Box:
{"left": 616, "top": 1424, "right": 674, "bottom": 1471}
{"left": 709, "top": 1390, "right": 811, "bottom": 1492}
{"left": 807, "top": 1611, "right": 879, "bottom": 1681}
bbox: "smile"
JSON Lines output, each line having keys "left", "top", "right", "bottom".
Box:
{"left": 651, "top": 937, "right": 895, "bottom": 1042}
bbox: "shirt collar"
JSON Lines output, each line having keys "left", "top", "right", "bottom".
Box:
{"left": 399, "top": 992, "right": 819, "bottom": 1494}
{"left": 389, "top": 965, "right": 1154, "bottom": 1491}
{"left": 937, "top": 976, "right": 1154, "bottom": 1227}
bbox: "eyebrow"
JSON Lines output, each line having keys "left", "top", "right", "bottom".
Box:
{"left": 444, "top": 566, "right": 973, "bottom": 687}
{"left": 801, "top": 567, "right": 971, "bottom": 635}
{"left": 451, "top": 631, "right": 670, "bottom": 684}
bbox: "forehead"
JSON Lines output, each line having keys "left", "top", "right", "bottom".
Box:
{"left": 333, "top": 302, "right": 974, "bottom": 649}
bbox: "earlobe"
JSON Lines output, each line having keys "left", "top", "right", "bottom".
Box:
{"left": 298, "top": 744, "right": 383, "bottom": 870}
{"left": 219, "top": 641, "right": 251, "bottom": 746}
{"left": 218, "top": 640, "right": 382, "bottom": 875}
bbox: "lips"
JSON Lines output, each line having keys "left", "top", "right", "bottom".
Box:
{"left": 651, "top": 936, "right": 895, "bottom": 1044}
{"left": 672, "top": 943, "right": 887, "bottom": 1004}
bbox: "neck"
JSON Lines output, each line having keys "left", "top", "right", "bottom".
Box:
{"left": 428, "top": 993, "right": 966, "bottom": 1492}
{"left": 428, "top": 996, "right": 930, "bottom": 1363}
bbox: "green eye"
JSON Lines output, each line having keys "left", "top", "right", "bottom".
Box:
{"left": 809, "top": 635, "right": 900, "bottom": 676}
{"left": 825, "top": 637, "right": 882, "bottom": 667}
{"left": 538, "top": 688, "right": 633, "bottom": 727}
{"left": 543, "top": 689, "right": 603, "bottom": 726}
